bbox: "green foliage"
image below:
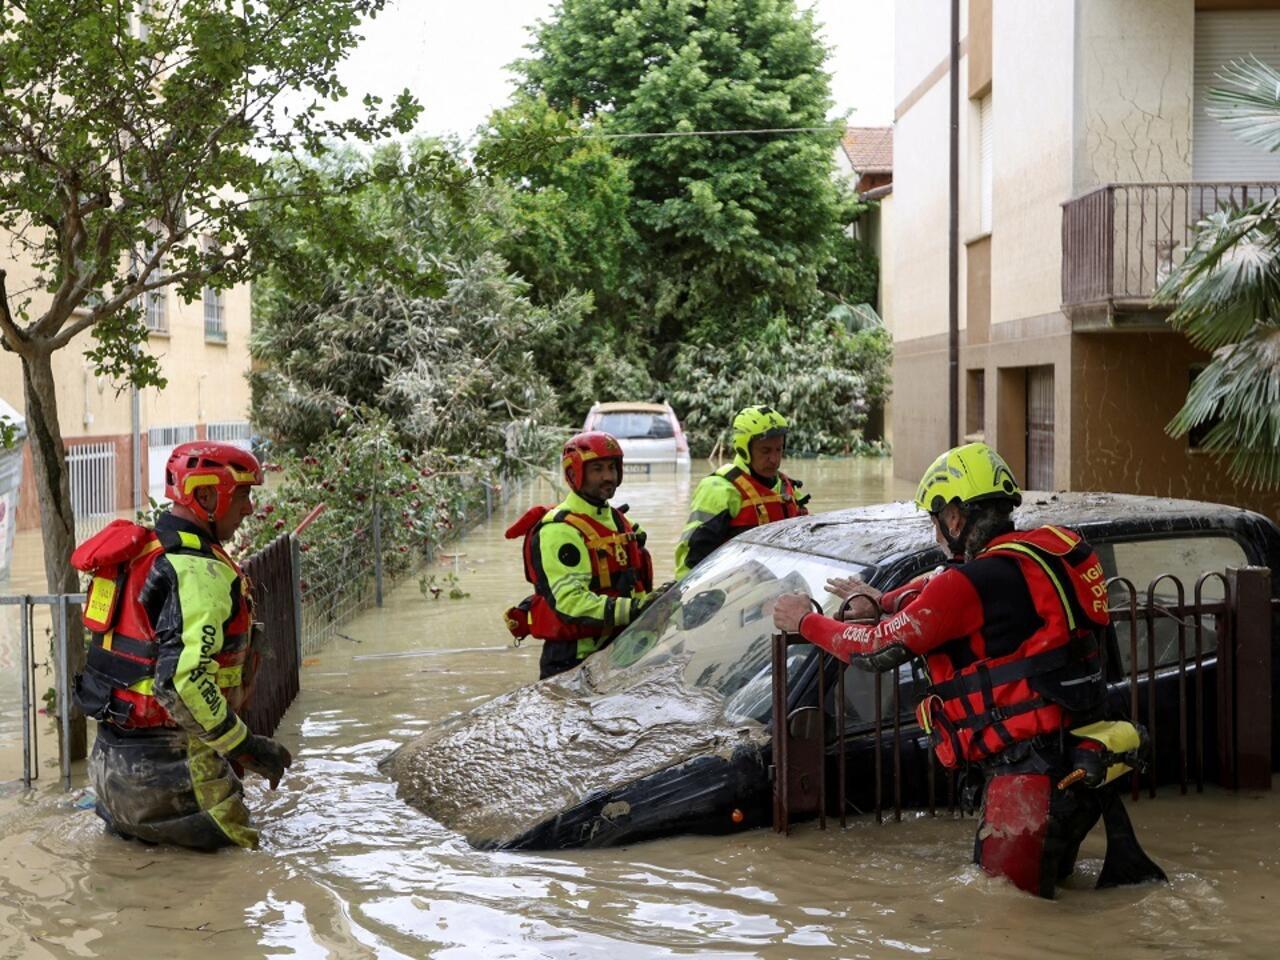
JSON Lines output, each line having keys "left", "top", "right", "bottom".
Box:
{"left": 1155, "top": 58, "right": 1280, "bottom": 488}
{"left": 514, "top": 0, "right": 856, "bottom": 345}
{"left": 234, "top": 414, "right": 492, "bottom": 603}
{"left": 666, "top": 318, "right": 892, "bottom": 456}
{"left": 0, "top": 1, "right": 421, "bottom": 595}
{"left": 0, "top": 0, "right": 420, "bottom": 384}
{"left": 251, "top": 147, "right": 581, "bottom": 465}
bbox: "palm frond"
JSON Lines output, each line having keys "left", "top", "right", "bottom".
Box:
{"left": 1166, "top": 325, "right": 1280, "bottom": 489}
{"left": 1207, "top": 56, "right": 1280, "bottom": 153}
{"left": 1159, "top": 202, "right": 1280, "bottom": 349}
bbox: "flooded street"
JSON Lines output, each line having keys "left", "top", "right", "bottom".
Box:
{"left": 1, "top": 457, "right": 1279, "bottom": 959}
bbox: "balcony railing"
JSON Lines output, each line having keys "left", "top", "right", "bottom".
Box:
{"left": 1062, "top": 182, "right": 1280, "bottom": 317}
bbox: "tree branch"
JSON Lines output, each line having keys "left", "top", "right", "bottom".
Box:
{"left": 0, "top": 270, "right": 30, "bottom": 355}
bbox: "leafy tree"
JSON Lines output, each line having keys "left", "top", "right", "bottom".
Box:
{"left": 515, "top": 0, "right": 858, "bottom": 348}
{"left": 0, "top": 0, "right": 418, "bottom": 607}
{"left": 667, "top": 317, "right": 891, "bottom": 456}
{"left": 252, "top": 147, "right": 581, "bottom": 465}
{"left": 1157, "top": 57, "right": 1280, "bottom": 488}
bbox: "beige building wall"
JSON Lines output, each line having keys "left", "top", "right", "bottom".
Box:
{"left": 878, "top": 193, "right": 896, "bottom": 450}
{"left": 0, "top": 248, "right": 253, "bottom": 529}
{"left": 1072, "top": 0, "right": 1195, "bottom": 191}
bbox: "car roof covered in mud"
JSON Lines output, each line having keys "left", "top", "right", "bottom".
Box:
{"left": 737, "top": 492, "right": 1271, "bottom": 570}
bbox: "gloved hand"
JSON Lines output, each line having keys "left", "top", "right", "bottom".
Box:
{"left": 233, "top": 734, "right": 293, "bottom": 790}
{"left": 651, "top": 580, "right": 677, "bottom": 596}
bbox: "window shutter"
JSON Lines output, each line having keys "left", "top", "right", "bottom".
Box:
{"left": 1193, "top": 11, "right": 1280, "bottom": 180}
{"left": 979, "top": 94, "right": 993, "bottom": 233}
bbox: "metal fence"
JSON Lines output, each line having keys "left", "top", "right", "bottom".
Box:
{"left": 3, "top": 536, "right": 303, "bottom": 790}
{"left": 770, "top": 566, "right": 1275, "bottom": 833}
{"left": 207, "top": 420, "right": 253, "bottom": 450}
{"left": 67, "top": 441, "right": 117, "bottom": 541}
{"left": 240, "top": 533, "right": 302, "bottom": 737}
{"left": 295, "top": 471, "right": 512, "bottom": 655}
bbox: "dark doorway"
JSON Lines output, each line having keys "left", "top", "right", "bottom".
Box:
{"left": 1025, "top": 365, "right": 1055, "bottom": 490}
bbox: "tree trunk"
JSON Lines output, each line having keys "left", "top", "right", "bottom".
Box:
{"left": 21, "top": 348, "right": 88, "bottom": 761}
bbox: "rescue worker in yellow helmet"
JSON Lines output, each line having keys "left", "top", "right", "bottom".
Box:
{"left": 675, "top": 405, "right": 808, "bottom": 579}
{"left": 504, "top": 431, "right": 656, "bottom": 679}
{"left": 72, "top": 442, "right": 292, "bottom": 850}
{"left": 773, "top": 442, "right": 1165, "bottom": 898}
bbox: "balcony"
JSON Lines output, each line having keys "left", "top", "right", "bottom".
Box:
{"left": 1061, "top": 182, "right": 1280, "bottom": 330}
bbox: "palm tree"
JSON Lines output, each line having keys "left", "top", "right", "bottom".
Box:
{"left": 1157, "top": 56, "right": 1280, "bottom": 489}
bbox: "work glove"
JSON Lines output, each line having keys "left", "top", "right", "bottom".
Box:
{"left": 233, "top": 734, "right": 293, "bottom": 790}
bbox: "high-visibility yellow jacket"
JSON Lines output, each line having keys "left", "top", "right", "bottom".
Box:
{"left": 675, "top": 457, "right": 807, "bottom": 578}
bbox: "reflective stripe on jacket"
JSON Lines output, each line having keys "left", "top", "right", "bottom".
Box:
{"left": 675, "top": 457, "right": 806, "bottom": 578}
{"left": 516, "top": 491, "right": 653, "bottom": 657}
{"left": 798, "top": 525, "right": 1109, "bottom": 768}
{"left": 73, "top": 513, "right": 252, "bottom": 756}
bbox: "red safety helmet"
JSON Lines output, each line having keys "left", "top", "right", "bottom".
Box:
{"left": 164, "top": 441, "right": 264, "bottom": 521}
{"left": 562, "top": 431, "right": 624, "bottom": 493}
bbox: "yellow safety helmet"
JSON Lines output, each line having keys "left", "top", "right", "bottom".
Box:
{"left": 732, "top": 405, "right": 789, "bottom": 462}
{"left": 914, "top": 442, "right": 1022, "bottom": 515}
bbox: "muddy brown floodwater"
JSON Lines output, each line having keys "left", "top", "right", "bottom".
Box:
{"left": 1, "top": 457, "right": 1278, "bottom": 959}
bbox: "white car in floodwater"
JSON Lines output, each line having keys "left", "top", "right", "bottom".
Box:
{"left": 582, "top": 402, "right": 691, "bottom": 473}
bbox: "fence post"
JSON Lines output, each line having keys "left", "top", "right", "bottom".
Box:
{"left": 1226, "top": 566, "right": 1272, "bottom": 791}
{"left": 56, "top": 597, "right": 72, "bottom": 790}
{"left": 372, "top": 501, "right": 384, "bottom": 608}
{"left": 290, "top": 534, "right": 304, "bottom": 661}
{"left": 19, "top": 596, "right": 31, "bottom": 789}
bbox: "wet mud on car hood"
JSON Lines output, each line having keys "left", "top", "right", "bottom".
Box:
{"left": 381, "top": 657, "right": 767, "bottom": 848}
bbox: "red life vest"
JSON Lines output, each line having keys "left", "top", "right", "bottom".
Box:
{"left": 503, "top": 504, "right": 653, "bottom": 644}
{"left": 71, "top": 519, "right": 252, "bottom": 729}
{"left": 721, "top": 465, "right": 806, "bottom": 530}
{"left": 916, "top": 525, "right": 1110, "bottom": 768}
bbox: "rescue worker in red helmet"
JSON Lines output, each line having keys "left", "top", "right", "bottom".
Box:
{"left": 73, "top": 441, "right": 292, "bottom": 850}
{"left": 675, "top": 405, "right": 808, "bottom": 579}
{"left": 772, "top": 443, "right": 1165, "bottom": 898}
{"left": 504, "top": 431, "right": 656, "bottom": 679}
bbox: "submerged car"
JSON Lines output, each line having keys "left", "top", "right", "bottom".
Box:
{"left": 384, "top": 493, "right": 1280, "bottom": 849}
{"left": 582, "top": 401, "right": 691, "bottom": 472}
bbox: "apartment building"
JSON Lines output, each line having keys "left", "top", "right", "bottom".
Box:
{"left": 887, "top": 0, "right": 1280, "bottom": 522}
{"left": 0, "top": 256, "right": 253, "bottom": 535}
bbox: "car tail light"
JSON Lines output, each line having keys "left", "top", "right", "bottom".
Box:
{"left": 673, "top": 415, "right": 688, "bottom": 452}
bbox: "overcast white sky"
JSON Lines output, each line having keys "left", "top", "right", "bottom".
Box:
{"left": 333, "top": 0, "right": 895, "bottom": 140}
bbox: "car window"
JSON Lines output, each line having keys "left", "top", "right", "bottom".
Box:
{"left": 1100, "top": 535, "right": 1247, "bottom": 673}
{"left": 583, "top": 540, "right": 871, "bottom": 723}
{"left": 595, "top": 411, "right": 675, "bottom": 440}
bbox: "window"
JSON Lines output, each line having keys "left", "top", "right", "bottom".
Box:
{"left": 965, "top": 369, "right": 985, "bottom": 439}
{"left": 594, "top": 411, "right": 674, "bottom": 440}
{"left": 978, "top": 93, "right": 993, "bottom": 234}
{"left": 203, "top": 285, "right": 226, "bottom": 341}
{"left": 137, "top": 0, "right": 154, "bottom": 41}
{"left": 586, "top": 541, "right": 873, "bottom": 724}
{"left": 1100, "top": 535, "right": 1247, "bottom": 674}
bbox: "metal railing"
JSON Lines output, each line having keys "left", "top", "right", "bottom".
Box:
{"left": 770, "top": 566, "right": 1274, "bottom": 833}
{"left": 207, "top": 420, "right": 253, "bottom": 449}
{"left": 67, "top": 441, "right": 117, "bottom": 541}
{"left": 3, "top": 536, "right": 304, "bottom": 790}
{"left": 1061, "top": 181, "right": 1280, "bottom": 308}
{"left": 2, "top": 594, "right": 84, "bottom": 791}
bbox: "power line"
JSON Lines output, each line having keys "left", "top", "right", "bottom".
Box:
{"left": 566, "top": 124, "right": 847, "bottom": 140}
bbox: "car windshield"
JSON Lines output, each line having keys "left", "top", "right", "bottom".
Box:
{"left": 595, "top": 411, "right": 674, "bottom": 440}
{"left": 582, "top": 540, "right": 872, "bottom": 723}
